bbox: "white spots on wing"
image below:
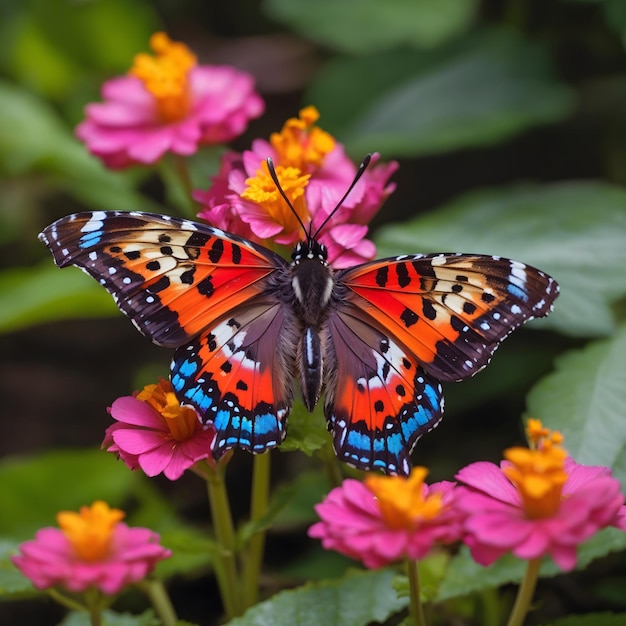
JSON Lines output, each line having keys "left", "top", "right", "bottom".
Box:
{"left": 511, "top": 304, "right": 522, "bottom": 315}
{"left": 80, "top": 212, "right": 106, "bottom": 232}
{"left": 464, "top": 359, "right": 473, "bottom": 368}
{"left": 480, "top": 321, "right": 490, "bottom": 331}
{"left": 89, "top": 251, "right": 97, "bottom": 261}
{"left": 146, "top": 295, "right": 155, "bottom": 304}
{"left": 108, "top": 266, "right": 116, "bottom": 274}
{"left": 123, "top": 276, "right": 132, "bottom": 285}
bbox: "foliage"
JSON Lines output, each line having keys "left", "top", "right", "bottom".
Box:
{"left": 1, "top": 1, "right": 626, "bottom": 625}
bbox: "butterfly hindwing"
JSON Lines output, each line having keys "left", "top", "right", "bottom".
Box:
{"left": 171, "top": 301, "right": 298, "bottom": 457}
{"left": 39, "top": 211, "right": 286, "bottom": 347}
{"left": 325, "top": 309, "right": 444, "bottom": 475}
{"left": 338, "top": 253, "right": 559, "bottom": 382}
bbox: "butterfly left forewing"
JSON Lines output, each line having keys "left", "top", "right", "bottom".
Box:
{"left": 324, "top": 309, "right": 444, "bottom": 475}
{"left": 338, "top": 253, "right": 559, "bottom": 381}
{"left": 39, "top": 211, "right": 286, "bottom": 347}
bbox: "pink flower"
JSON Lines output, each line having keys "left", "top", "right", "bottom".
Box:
{"left": 195, "top": 106, "right": 397, "bottom": 268}
{"left": 103, "top": 379, "right": 217, "bottom": 480}
{"left": 308, "top": 468, "right": 462, "bottom": 568}
{"left": 455, "top": 420, "right": 626, "bottom": 572}
{"left": 11, "top": 501, "right": 171, "bottom": 595}
{"left": 77, "top": 32, "right": 264, "bottom": 169}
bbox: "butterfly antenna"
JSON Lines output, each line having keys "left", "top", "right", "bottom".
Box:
{"left": 266, "top": 157, "right": 310, "bottom": 241}
{"left": 311, "top": 153, "right": 372, "bottom": 240}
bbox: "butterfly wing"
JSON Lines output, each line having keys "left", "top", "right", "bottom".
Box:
{"left": 325, "top": 309, "right": 444, "bottom": 475}
{"left": 40, "top": 211, "right": 296, "bottom": 455}
{"left": 324, "top": 253, "right": 558, "bottom": 475}
{"left": 39, "top": 211, "right": 286, "bottom": 347}
{"left": 336, "top": 253, "right": 559, "bottom": 381}
{"left": 171, "top": 299, "right": 298, "bottom": 457}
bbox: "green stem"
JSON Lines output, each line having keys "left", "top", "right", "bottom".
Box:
{"left": 406, "top": 559, "right": 427, "bottom": 626}
{"left": 83, "top": 587, "right": 105, "bottom": 626}
{"left": 321, "top": 439, "right": 343, "bottom": 489}
{"left": 243, "top": 451, "right": 272, "bottom": 607}
{"left": 206, "top": 466, "right": 242, "bottom": 618}
{"left": 140, "top": 579, "right": 178, "bottom": 626}
{"left": 174, "top": 154, "right": 196, "bottom": 209}
{"left": 506, "top": 557, "right": 542, "bottom": 626}
{"left": 46, "top": 588, "right": 88, "bottom": 612}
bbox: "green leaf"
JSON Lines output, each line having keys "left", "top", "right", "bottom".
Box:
{"left": 526, "top": 325, "right": 626, "bottom": 481}
{"left": 265, "top": 0, "right": 479, "bottom": 53}
{"left": 280, "top": 402, "right": 328, "bottom": 456}
{"left": 0, "top": 539, "right": 39, "bottom": 598}
{"left": 60, "top": 609, "right": 160, "bottom": 626}
{"left": 437, "top": 528, "right": 626, "bottom": 600}
{"left": 375, "top": 181, "right": 626, "bottom": 337}
{"left": 0, "top": 80, "right": 156, "bottom": 212}
{"left": 307, "top": 31, "right": 574, "bottom": 158}
{"left": 226, "top": 568, "right": 407, "bottom": 626}
{"left": 156, "top": 528, "right": 218, "bottom": 579}
{"left": 0, "top": 263, "right": 118, "bottom": 334}
{"left": 271, "top": 470, "right": 330, "bottom": 528}
{"left": 538, "top": 614, "right": 626, "bottom": 626}
{"left": 0, "top": 449, "right": 145, "bottom": 539}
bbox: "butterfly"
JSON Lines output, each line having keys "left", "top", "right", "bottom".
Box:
{"left": 39, "top": 161, "right": 558, "bottom": 476}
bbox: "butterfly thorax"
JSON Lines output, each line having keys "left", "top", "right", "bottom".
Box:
{"left": 289, "top": 238, "right": 335, "bottom": 411}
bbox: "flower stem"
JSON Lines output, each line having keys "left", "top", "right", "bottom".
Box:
{"left": 406, "top": 559, "right": 427, "bottom": 626}
{"left": 243, "top": 451, "right": 271, "bottom": 607}
{"left": 206, "top": 466, "right": 242, "bottom": 618}
{"left": 321, "top": 439, "right": 343, "bottom": 489}
{"left": 83, "top": 587, "right": 106, "bottom": 626}
{"left": 46, "top": 588, "right": 88, "bottom": 612}
{"left": 140, "top": 579, "right": 178, "bottom": 626}
{"left": 506, "top": 557, "right": 542, "bottom": 626}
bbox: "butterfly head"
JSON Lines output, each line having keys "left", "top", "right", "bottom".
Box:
{"left": 291, "top": 239, "right": 328, "bottom": 266}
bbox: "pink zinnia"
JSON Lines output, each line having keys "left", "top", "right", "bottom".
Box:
{"left": 11, "top": 501, "right": 171, "bottom": 595}
{"left": 195, "top": 106, "right": 398, "bottom": 268}
{"left": 77, "top": 32, "right": 264, "bottom": 169}
{"left": 103, "top": 379, "right": 217, "bottom": 480}
{"left": 455, "top": 420, "right": 626, "bottom": 572}
{"left": 308, "top": 468, "right": 462, "bottom": 568}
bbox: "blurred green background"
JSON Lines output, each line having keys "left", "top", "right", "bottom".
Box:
{"left": 1, "top": 1, "right": 626, "bottom": 625}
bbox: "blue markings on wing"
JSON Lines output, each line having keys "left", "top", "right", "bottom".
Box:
{"left": 79, "top": 231, "right": 103, "bottom": 249}
{"left": 507, "top": 283, "right": 528, "bottom": 301}
{"left": 178, "top": 359, "right": 198, "bottom": 377}
{"left": 424, "top": 384, "right": 439, "bottom": 413}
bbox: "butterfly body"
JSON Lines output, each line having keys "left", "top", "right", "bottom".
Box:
{"left": 40, "top": 210, "right": 559, "bottom": 475}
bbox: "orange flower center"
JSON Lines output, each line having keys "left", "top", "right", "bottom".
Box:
{"left": 137, "top": 380, "right": 200, "bottom": 441}
{"left": 365, "top": 467, "right": 443, "bottom": 530}
{"left": 242, "top": 163, "right": 311, "bottom": 234}
{"left": 58, "top": 501, "right": 124, "bottom": 562}
{"left": 269, "top": 105, "right": 336, "bottom": 172}
{"left": 503, "top": 420, "right": 568, "bottom": 518}
{"left": 129, "top": 32, "right": 197, "bottom": 123}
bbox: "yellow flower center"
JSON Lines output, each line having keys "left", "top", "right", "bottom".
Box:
{"left": 58, "top": 501, "right": 124, "bottom": 562}
{"left": 242, "top": 163, "right": 311, "bottom": 234}
{"left": 137, "top": 380, "right": 199, "bottom": 441}
{"left": 503, "top": 420, "right": 568, "bottom": 518}
{"left": 365, "top": 467, "right": 444, "bottom": 530}
{"left": 269, "top": 106, "right": 336, "bottom": 172}
{"left": 129, "top": 32, "right": 197, "bottom": 123}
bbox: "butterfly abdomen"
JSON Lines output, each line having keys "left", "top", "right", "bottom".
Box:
{"left": 289, "top": 242, "right": 336, "bottom": 412}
